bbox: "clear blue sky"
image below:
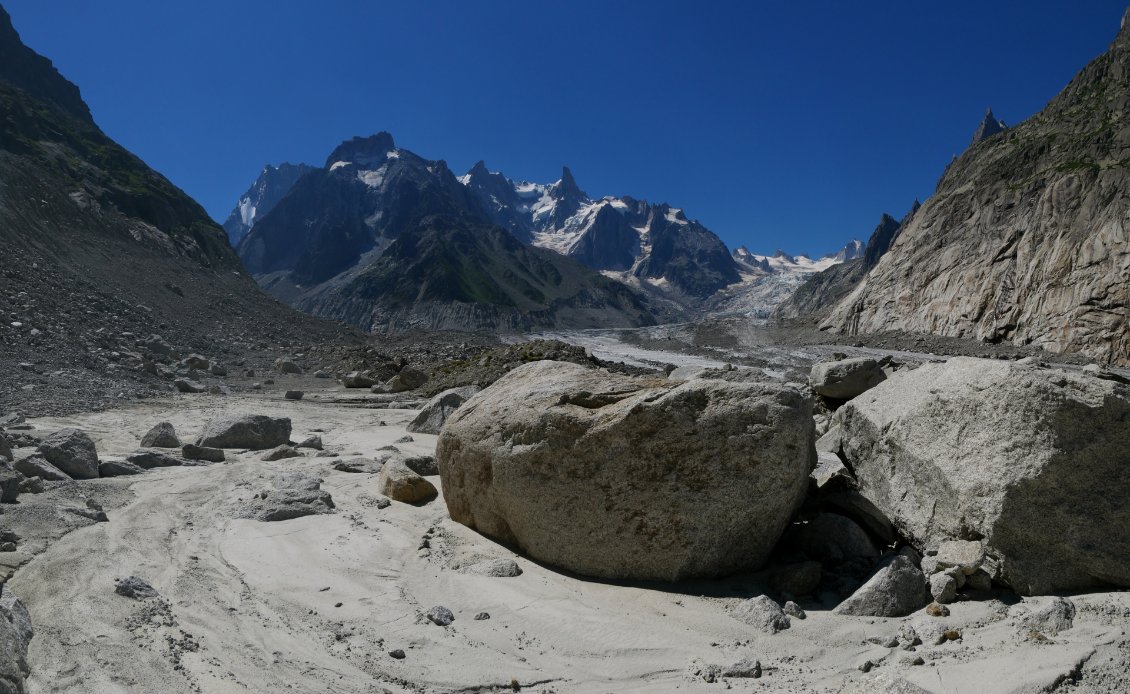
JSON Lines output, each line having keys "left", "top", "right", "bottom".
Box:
{"left": 5, "top": 1, "right": 1127, "bottom": 255}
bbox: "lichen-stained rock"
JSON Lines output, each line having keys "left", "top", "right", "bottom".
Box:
{"left": 837, "top": 357, "right": 1130, "bottom": 594}
{"left": 437, "top": 360, "right": 814, "bottom": 581}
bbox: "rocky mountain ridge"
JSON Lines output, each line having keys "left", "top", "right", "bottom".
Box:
{"left": 222, "top": 162, "right": 316, "bottom": 246}
{"left": 459, "top": 162, "right": 743, "bottom": 298}
{"left": 235, "top": 134, "right": 659, "bottom": 332}
{"left": 821, "top": 14, "right": 1130, "bottom": 364}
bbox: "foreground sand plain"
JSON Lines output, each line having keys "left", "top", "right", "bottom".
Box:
{"left": 2, "top": 389, "right": 1128, "bottom": 693}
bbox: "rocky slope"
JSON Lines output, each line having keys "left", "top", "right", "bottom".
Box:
{"left": 823, "top": 15, "right": 1130, "bottom": 364}
{"left": 460, "top": 162, "right": 742, "bottom": 298}
{"left": 222, "top": 162, "right": 315, "bottom": 246}
{"left": 0, "top": 5, "right": 354, "bottom": 415}
{"left": 237, "top": 134, "right": 659, "bottom": 332}
{"left": 774, "top": 206, "right": 917, "bottom": 320}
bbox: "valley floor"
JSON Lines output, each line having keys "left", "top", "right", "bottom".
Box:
{"left": 3, "top": 388, "right": 1129, "bottom": 693}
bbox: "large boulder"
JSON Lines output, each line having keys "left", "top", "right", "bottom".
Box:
{"left": 437, "top": 360, "right": 814, "bottom": 581}
{"left": 197, "top": 415, "right": 292, "bottom": 450}
{"left": 406, "top": 386, "right": 481, "bottom": 434}
{"left": 836, "top": 357, "right": 1130, "bottom": 594}
{"left": 13, "top": 455, "right": 71, "bottom": 481}
{"left": 809, "top": 357, "right": 886, "bottom": 400}
{"left": 37, "top": 428, "right": 99, "bottom": 479}
{"left": 387, "top": 367, "right": 428, "bottom": 393}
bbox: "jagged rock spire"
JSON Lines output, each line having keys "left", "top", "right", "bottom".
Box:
{"left": 971, "top": 108, "right": 1008, "bottom": 145}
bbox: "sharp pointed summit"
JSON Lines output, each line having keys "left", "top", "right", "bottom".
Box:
{"left": 970, "top": 107, "right": 1008, "bottom": 145}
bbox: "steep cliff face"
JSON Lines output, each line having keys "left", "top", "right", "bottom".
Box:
{"left": 824, "top": 17, "right": 1130, "bottom": 364}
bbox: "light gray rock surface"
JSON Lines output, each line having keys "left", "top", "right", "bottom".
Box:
{"left": 437, "top": 360, "right": 814, "bottom": 581}
{"left": 463, "top": 558, "right": 522, "bottom": 577}
{"left": 13, "top": 454, "right": 70, "bottom": 481}
{"left": 731, "top": 596, "right": 790, "bottom": 634}
{"left": 1019, "top": 597, "right": 1076, "bottom": 637}
{"left": 836, "top": 357, "right": 1130, "bottom": 594}
{"left": 139, "top": 422, "right": 180, "bottom": 448}
{"left": 0, "top": 592, "right": 31, "bottom": 694}
{"left": 406, "top": 386, "right": 481, "bottom": 434}
{"left": 125, "top": 449, "right": 183, "bottom": 469}
{"left": 197, "top": 415, "right": 292, "bottom": 450}
{"left": 37, "top": 428, "right": 98, "bottom": 479}
{"left": 377, "top": 459, "right": 437, "bottom": 504}
{"left": 809, "top": 358, "right": 886, "bottom": 399}
{"left": 833, "top": 553, "right": 929, "bottom": 617}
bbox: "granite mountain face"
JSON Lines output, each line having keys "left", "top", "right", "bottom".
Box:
{"left": 234, "top": 134, "right": 658, "bottom": 332}
{"left": 460, "top": 162, "right": 743, "bottom": 298}
{"left": 774, "top": 204, "right": 918, "bottom": 320}
{"left": 820, "top": 16, "right": 1130, "bottom": 364}
{"left": 222, "top": 162, "right": 316, "bottom": 246}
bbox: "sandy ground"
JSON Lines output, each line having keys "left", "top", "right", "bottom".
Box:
{"left": 3, "top": 389, "right": 1129, "bottom": 693}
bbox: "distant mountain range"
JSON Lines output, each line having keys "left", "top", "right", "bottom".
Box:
{"left": 225, "top": 139, "right": 868, "bottom": 329}
{"left": 233, "top": 134, "right": 657, "bottom": 332}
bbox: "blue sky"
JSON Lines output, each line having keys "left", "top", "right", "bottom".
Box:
{"left": 5, "top": 1, "right": 1127, "bottom": 255}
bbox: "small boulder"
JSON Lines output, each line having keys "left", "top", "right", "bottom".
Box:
{"left": 261, "top": 445, "right": 301, "bottom": 461}
{"left": 731, "top": 595, "right": 790, "bottom": 634}
{"left": 239, "top": 474, "right": 335, "bottom": 521}
{"left": 783, "top": 601, "right": 806, "bottom": 620}
{"left": 99, "top": 460, "right": 146, "bottom": 477}
{"left": 284, "top": 390, "right": 304, "bottom": 401}
{"left": 809, "top": 358, "right": 886, "bottom": 400}
{"left": 0, "top": 470, "right": 22, "bottom": 502}
{"left": 14, "top": 454, "right": 71, "bottom": 481}
{"left": 426, "top": 606, "right": 454, "bottom": 626}
{"left": 464, "top": 558, "right": 522, "bottom": 577}
{"left": 929, "top": 572, "right": 958, "bottom": 605}
{"left": 0, "top": 433, "right": 11, "bottom": 462}
{"left": 140, "top": 422, "right": 180, "bottom": 448}
{"left": 125, "top": 449, "right": 184, "bottom": 469}
{"left": 811, "top": 451, "right": 852, "bottom": 489}
{"left": 1019, "top": 597, "right": 1076, "bottom": 637}
{"left": 181, "top": 443, "right": 225, "bottom": 462}
{"left": 275, "top": 358, "right": 302, "bottom": 374}
{"left": 174, "top": 378, "right": 206, "bottom": 394}
{"left": 378, "top": 458, "right": 437, "bottom": 504}
{"left": 197, "top": 415, "right": 292, "bottom": 450}
{"left": 341, "top": 371, "right": 375, "bottom": 388}
{"left": 833, "top": 553, "right": 930, "bottom": 618}
{"left": 333, "top": 457, "right": 383, "bottom": 474}
{"left": 114, "top": 576, "right": 160, "bottom": 599}
{"left": 37, "top": 428, "right": 99, "bottom": 479}
{"left": 296, "top": 435, "right": 322, "bottom": 450}
{"left": 387, "top": 367, "right": 428, "bottom": 393}
{"left": 406, "top": 386, "right": 481, "bottom": 434}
